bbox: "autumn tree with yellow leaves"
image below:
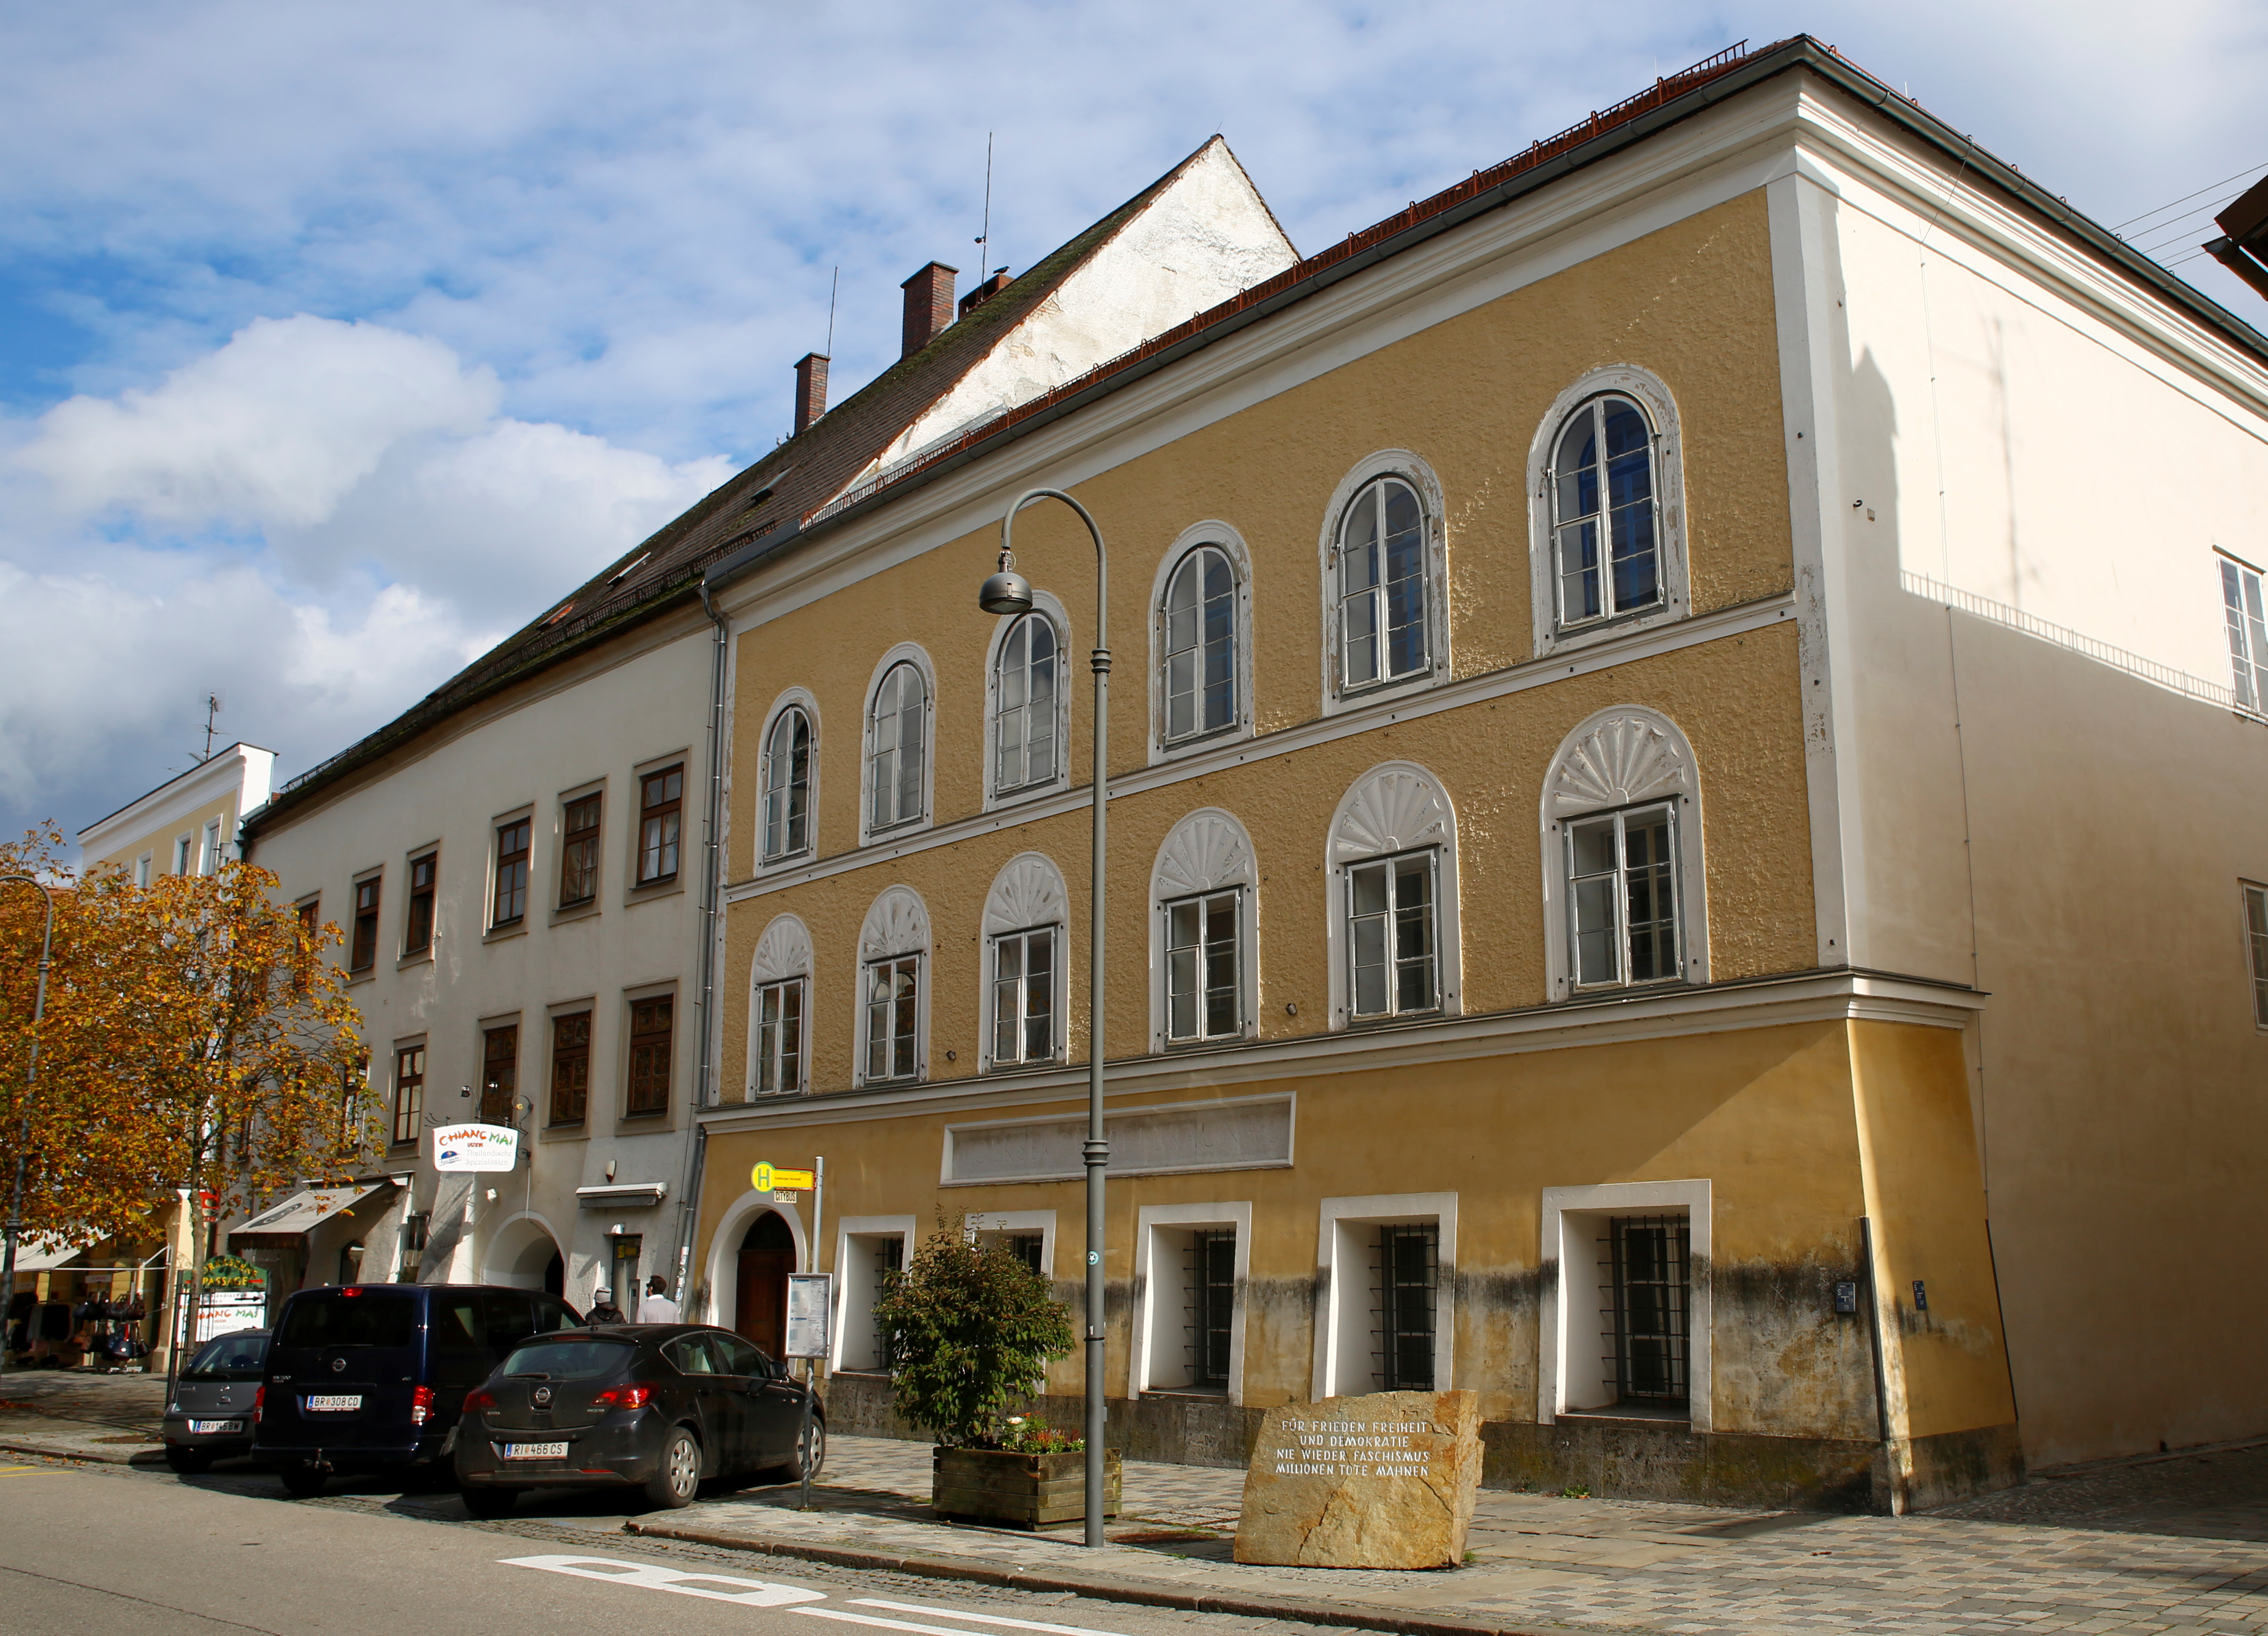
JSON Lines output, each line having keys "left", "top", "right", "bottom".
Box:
{"left": 0, "top": 826, "right": 374, "bottom": 1264}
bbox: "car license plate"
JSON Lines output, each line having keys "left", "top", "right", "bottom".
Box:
{"left": 503, "top": 1442, "right": 569, "bottom": 1460}
{"left": 188, "top": 1419, "right": 242, "bottom": 1434}
{"left": 303, "top": 1394, "right": 361, "bottom": 1412}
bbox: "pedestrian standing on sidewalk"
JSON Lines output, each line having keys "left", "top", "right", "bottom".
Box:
{"left": 586, "top": 1286, "right": 625, "bottom": 1324}
{"left": 636, "top": 1275, "right": 679, "bottom": 1324}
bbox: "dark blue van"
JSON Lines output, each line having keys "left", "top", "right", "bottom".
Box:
{"left": 255, "top": 1284, "right": 579, "bottom": 1496}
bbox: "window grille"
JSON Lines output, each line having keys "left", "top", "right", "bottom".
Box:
{"left": 1347, "top": 850, "right": 1437, "bottom": 1019}
{"left": 1163, "top": 545, "right": 1237, "bottom": 741}
{"left": 990, "top": 928, "right": 1056, "bottom": 1065}
{"left": 2223, "top": 560, "right": 2268, "bottom": 710}
{"left": 762, "top": 708, "right": 813, "bottom": 861}
{"left": 1183, "top": 1228, "right": 1236, "bottom": 1387}
{"left": 994, "top": 615, "right": 1059, "bottom": 792}
{"left": 1599, "top": 1214, "right": 1690, "bottom": 1406}
{"left": 1372, "top": 1223, "right": 1438, "bottom": 1390}
{"left": 1551, "top": 394, "right": 1662, "bottom": 627}
{"left": 864, "top": 956, "right": 920, "bottom": 1081}
{"left": 1165, "top": 890, "right": 1241, "bottom": 1042}
{"left": 1337, "top": 477, "right": 1429, "bottom": 690}
{"left": 755, "top": 977, "right": 805, "bottom": 1093}
{"left": 1005, "top": 1233, "right": 1045, "bottom": 1275}
{"left": 1567, "top": 802, "right": 1679, "bottom": 987}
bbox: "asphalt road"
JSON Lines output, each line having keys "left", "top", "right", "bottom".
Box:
{"left": 0, "top": 1457, "right": 1329, "bottom": 1636}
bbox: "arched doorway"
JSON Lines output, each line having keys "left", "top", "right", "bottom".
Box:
{"left": 735, "top": 1211, "right": 795, "bottom": 1358}
{"left": 542, "top": 1251, "right": 564, "bottom": 1296}
{"left": 483, "top": 1216, "right": 564, "bottom": 1292}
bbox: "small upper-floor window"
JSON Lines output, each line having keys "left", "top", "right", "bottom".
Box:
{"left": 993, "top": 615, "right": 1059, "bottom": 796}
{"left": 1335, "top": 477, "right": 1430, "bottom": 692}
{"left": 1162, "top": 545, "right": 1236, "bottom": 743}
{"left": 135, "top": 853, "right": 152, "bottom": 888}
{"left": 1150, "top": 808, "right": 1257, "bottom": 1049}
{"left": 1165, "top": 889, "right": 1240, "bottom": 1044}
{"left": 296, "top": 896, "right": 320, "bottom": 941}
{"left": 1567, "top": 803, "right": 1680, "bottom": 988}
{"left": 559, "top": 791, "right": 601, "bottom": 907}
{"left": 493, "top": 818, "right": 530, "bottom": 928}
{"left": 481, "top": 1023, "right": 518, "bottom": 1124}
{"left": 1550, "top": 394, "right": 1662, "bottom": 628}
{"left": 626, "top": 995, "right": 673, "bottom": 1115}
{"left": 403, "top": 852, "right": 437, "bottom": 955}
{"left": 762, "top": 708, "right": 813, "bottom": 862}
{"left": 857, "top": 886, "right": 928, "bottom": 1085}
{"left": 391, "top": 1044, "right": 424, "bottom": 1146}
{"left": 990, "top": 926, "right": 1057, "bottom": 1067}
{"left": 2222, "top": 558, "right": 2268, "bottom": 710}
{"left": 864, "top": 955, "right": 920, "bottom": 1082}
{"left": 350, "top": 875, "right": 381, "bottom": 972}
{"left": 868, "top": 662, "right": 927, "bottom": 832}
{"left": 1347, "top": 849, "right": 1438, "bottom": 1020}
{"left": 201, "top": 819, "right": 222, "bottom": 875}
{"left": 549, "top": 1012, "right": 590, "bottom": 1127}
{"left": 638, "top": 766, "right": 683, "bottom": 885}
{"left": 1543, "top": 708, "right": 1705, "bottom": 998}
{"left": 755, "top": 978, "right": 805, "bottom": 1094}
{"left": 173, "top": 834, "right": 192, "bottom": 875}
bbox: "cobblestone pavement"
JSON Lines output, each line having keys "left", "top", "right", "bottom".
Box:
{"left": 0, "top": 1364, "right": 168, "bottom": 1426}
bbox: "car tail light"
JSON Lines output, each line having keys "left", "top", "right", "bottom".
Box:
{"left": 591, "top": 1383, "right": 655, "bottom": 1412}
{"left": 409, "top": 1384, "right": 437, "bottom": 1426}
{"left": 341, "top": 1286, "right": 362, "bottom": 1296}
{"left": 463, "top": 1386, "right": 497, "bottom": 1414}
{"left": 252, "top": 1385, "right": 264, "bottom": 1426}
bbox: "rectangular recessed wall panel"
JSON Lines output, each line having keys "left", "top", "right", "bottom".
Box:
{"left": 944, "top": 1094, "right": 1293, "bottom": 1184}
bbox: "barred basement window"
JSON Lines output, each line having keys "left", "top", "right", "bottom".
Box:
{"left": 1600, "top": 1214, "right": 1690, "bottom": 1407}
{"left": 1373, "top": 1223, "right": 1437, "bottom": 1390}
{"left": 1188, "top": 1228, "right": 1236, "bottom": 1387}
{"left": 1005, "top": 1233, "right": 1044, "bottom": 1275}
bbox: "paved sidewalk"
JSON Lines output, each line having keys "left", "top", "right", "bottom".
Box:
{"left": 630, "top": 1434, "right": 2268, "bottom": 1636}
{"left": 0, "top": 1366, "right": 168, "bottom": 1463}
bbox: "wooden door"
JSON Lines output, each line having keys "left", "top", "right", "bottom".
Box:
{"left": 735, "top": 1248, "right": 791, "bottom": 1358}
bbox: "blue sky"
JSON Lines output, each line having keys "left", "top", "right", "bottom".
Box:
{"left": 2, "top": 0, "right": 2262, "bottom": 847}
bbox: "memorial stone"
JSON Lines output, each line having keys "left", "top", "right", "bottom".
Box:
{"left": 1233, "top": 1389, "right": 1482, "bottom": 1569}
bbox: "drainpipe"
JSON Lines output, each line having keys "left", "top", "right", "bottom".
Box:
{"left": 672, "top": 581, "right": 731, "bottom": 1312}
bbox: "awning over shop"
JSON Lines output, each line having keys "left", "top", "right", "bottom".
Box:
{"left": 233, "top": 1182, "right": 384, "bottom": 1236}
{"left": 574, "top": 1182, "right": 668, "bottom": 1210}
{"left": 6, "top": 1237, "right": 94, "bottom": 1272}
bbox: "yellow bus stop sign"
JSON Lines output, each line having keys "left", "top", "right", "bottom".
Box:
{"left": 753, "top": 1162, "right": 816, "bottom": 1193}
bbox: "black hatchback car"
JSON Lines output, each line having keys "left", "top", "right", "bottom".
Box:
{"left": 163, "top": 1328, "right": 269, "bottom": 1473}
{"left": 256, "top": 1284, "right": 580, "bottom": 1496}
{"left": 453, "top": 1324, "right": 822, "bottom": 1514}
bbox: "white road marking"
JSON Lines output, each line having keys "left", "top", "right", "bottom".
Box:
{"left": 850, "top": 1600, "right": 1137, "bottom": 1636}
{"left": 500, "top": 1554, "right": 828, "bottom": 1606}
{"left": 797, "top": 1608, "right": 1133, "bottom": 1636}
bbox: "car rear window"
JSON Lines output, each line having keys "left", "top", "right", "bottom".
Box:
{"left": 501, "top": 1339, "right": 636, "bottom": 1380}
{"left": 181, "top": 1332, "right": 269, "bottom": 1380}
{"left": 275, "top": 1292, "right": 416, "bottom": 1350}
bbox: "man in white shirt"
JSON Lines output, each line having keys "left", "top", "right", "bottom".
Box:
{"left": 636, "top": 1274, "right": 680, "bottom": 1324}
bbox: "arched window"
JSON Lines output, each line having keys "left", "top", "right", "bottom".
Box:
{"left": 1335, "top": 476, "right": 1430, "bottom": 691}
{"left": 747, "top": 914, "right": 812, "bottom": 1097}
{"left": 1326, "top": 762, "right": 1461, "bottom": 1027}
{"left": 1149, "top": 809, "right": 1258, "bottom": 1050}
{"left": 1161, "top": 545, "right": 1237, "bottom": 744}
{"left": 867, "top": 661, "right": 927, "bottom": 833}
{"left": 1550, "top": 394, "right": 1661, "bottom": 627}
{"left": 761, "top": 706, "right": 813, "bottom": 864}
{"left": 1540, "top": 707, "right": 1706, "bottom": 998}
{"left": 981, "top": 854, "right": 1067, "bottom": 1070}
{"left": 993, "top": 614, "right": 1059, "bottom": 795}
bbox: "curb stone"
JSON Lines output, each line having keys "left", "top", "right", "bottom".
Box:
{"left": 0, "top": 1436, "right": 167, "bottom": 1467}
{"left": 622, "top": 1520, "right": 1585, "bottom": 1636}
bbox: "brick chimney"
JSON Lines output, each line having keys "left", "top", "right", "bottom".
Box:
{"left": 900, "top": 261, "right": 959, "bottom": 358}
{"left": 958, "top": 269, "right": 1012, "bottom": 319}
{"left": 794, "top": 352, "right": 829, "bottom": 435}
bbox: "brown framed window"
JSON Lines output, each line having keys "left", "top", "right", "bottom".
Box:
{"left": 559, "top": 793, "right": 601, "bottom": 907}
{"left": 549, "top": 1013, "right": 591, "bottom": 1126}
{"left": 404, "top": 851, "right": 438, "bottom": 954}
{"left": 492, "top": 819, "right": 530, "bottom": 927}
{"left": 481, "top": 1024, "right": 518, "bottom": 1125}
{"left": 637, "top": 766, "right": 683, "bottom": 886}
{"left": 625, "top": 996, "right": 673, "bottom": 1116}
{"left": 350, "top": 876, "right": 381, "bottom": 972}
{"left": 392, "top": 1044, "right": 424, "bottom": 1146}
{"left": 296, "top": 896, "right": 321, "bottom": 942}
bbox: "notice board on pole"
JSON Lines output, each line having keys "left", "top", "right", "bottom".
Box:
{"left": 784, "top": 1273, "right": 833, "bottom": 1359}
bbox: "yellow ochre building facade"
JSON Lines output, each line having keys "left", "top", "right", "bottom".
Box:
{"left": 683, "top": 42, "right": 2268, "bottom": 1511}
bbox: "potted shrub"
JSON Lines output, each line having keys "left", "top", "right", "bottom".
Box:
{"left": 872, "top": 1216, "right": 1120, "bottom": 1528}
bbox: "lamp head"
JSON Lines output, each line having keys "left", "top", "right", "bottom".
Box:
{"left": 978, "top": 547, "right": 1034, "bottom": 617}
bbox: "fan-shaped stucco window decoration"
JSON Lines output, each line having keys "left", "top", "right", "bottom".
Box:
{"left": 866, "top": 643, "right": 939, "bottom": 833}
{"left": 855, "top": 886, "right": 930, "bottom": 1087}
{"left": 748, "top": 914, "right": 812, "bottom": 1098}
{"left": 1318, "top": 454, "right": 1449, "bottom": 715}
{"left": 1540, "top": 707, "right": 1708, "bottom": 999}
{"left": 983, "top": 591, "right": 1071, "bottom": 809}
{"left": 980, "top": 853, "right": 1068, "bottom": 1071}
{"left": 1527, "top": 367, "right": 1688, "bottom": 658}
{"left": 758, "top": 693, "right": 818, "bottom": 867}
{"left": 1325, "top": 763, "right": 1461, "bottom": 1027}
{"left": 1148, "top": 808, "right": 1259, "bottom": 1051}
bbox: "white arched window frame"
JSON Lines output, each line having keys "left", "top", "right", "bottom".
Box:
{"left": 1526, "top": 367, "right": 1688, "bottom": 659}
{"left": 1147, "top": 523, "right": 1255, "bottom": 764}
{"left": 853, "top": 886, "right": 930, "bottom": 1088}
{"left": 755, "top": 689, "right": 820, "bottom": 869}
{"left": 977, "top": 853, "right": 1069, "bottom": 1073}
{"left": 747, "top": 913, "right": 813, "bottom": 1097}
{"left": 1147, "top": 808, "right": 1260, "bottom": 1052}
{"left": 1540, "top": 706, "right": 1709, "bottom": 1000}
{"left": 1325, "top": 762, "right": 1462, "bottom": 1029}
{"left": 860, "top": 644, "right": 936, "bottom": 845}
{"left": 1318, "top": 453, "right": 1450, "bottom": 717}
{"left": 982, "top": 590, "right": 1072, "bottom": 810}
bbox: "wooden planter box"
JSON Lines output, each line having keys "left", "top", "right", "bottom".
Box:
{"left": 933, "top": 1446, "right": 1123, "bottom": 1528}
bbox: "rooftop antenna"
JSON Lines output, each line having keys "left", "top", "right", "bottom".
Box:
{"left": 198, "top": 693, "right": 221, "bottom": 762}
{"left": 825, "top": 264, "right": 839, "bottom": 359}
{"left": 974, "top": 131, "right": 995, "bottom": 275}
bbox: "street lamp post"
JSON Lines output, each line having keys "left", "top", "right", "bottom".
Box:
{"left": 979, "top": 488, "right": 1110, "bottom": 1548}
{"left": 0, "top": 874, "right": 56, "bottom": 1379}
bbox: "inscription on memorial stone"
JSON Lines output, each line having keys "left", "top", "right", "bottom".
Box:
{"left": 1234, "top": 1389, "right": 1482, "bottom": 1569}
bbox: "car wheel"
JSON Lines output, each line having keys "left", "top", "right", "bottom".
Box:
{"left": 461, "top": 1486, "right": 516, "bottom": 1519}
{"left": 279, "top": 1465, "right": 327, "bottom": 1499}
{"left": 642, "top": 1428, "right": 701, "bottom": 1510}
{"left": 788, "top": 1417, "right": 826, "bottom": 1481}
{"left": 164, "top": 1445, "right": 215, "bottom": 1476}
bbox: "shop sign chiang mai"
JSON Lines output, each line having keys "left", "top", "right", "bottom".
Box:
{"left": 433, "top": 1123, "right": 519, "bottom": 1173}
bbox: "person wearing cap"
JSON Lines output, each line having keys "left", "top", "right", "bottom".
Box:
{"left": 636, "top": 1274, "right": 680, "bottom": 1324}
{"left": 586, "top": 1285, "right": 625, "bottom": 1325}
